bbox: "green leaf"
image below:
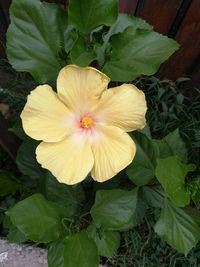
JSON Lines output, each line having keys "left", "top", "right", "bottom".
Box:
{"left": 68, "top": 0, "right": 118, "bottom": 34}
{"left": 187, "top": 176, "right": 200, "bottom": 208}
{"left": 137, "top": 125, "right": 152, "bottom": 139}
{"left": 102, "top": 26, "right": 179, "bottom": 81}
{"left": 90, "top": 188, "right": 138, "bottom": 230}
{"left": 149, "top": 129, "right": 187, "bottom": 161}
{"left": 93, "top": 175, "right": 121, "bottom": 190}
{"left": 156, "top": 156, "right": 195, "bottom": 207}
{"left": 70, "top": 35, "right": 96, "bottom": 66}
{"left": 48, "top": 239, "right": 64, "bottom": 267}
{"left": 142, "top": 185, "right": 165, "bottom": 208}
{"left": 97, "top": 13, "right": 153, "bottom": 65}
{"left": 0, "top": 171, "right": 19, "bottom": 196}
{"left": 4, "top": 214, "right": 27, "bottom": 244}
{"left": 45, "top": 172, "right": 85, "bottom": 217}
{"left": 154, "top": 199, "right": 200, "bottom": 255}
{"left": 163, "top": 129, "right": 188, "bottom": 162}
{"left": 6, "top": 193, "right": 61, "bottom": 243}
{"left": 63, "top": 231, "right": 99, "bottom": 267}
{"left": 7, "top": 227, "right": 27, "bottom": 244}
{"left": 107, "top": 13, "right": 153, "bottom": 38}
{"left": 16, "top": 141, "right": 45, "bottom": 179}
{"left": 126, "top": 132, "right": 155, "bottom": 186}
{"left": 87, "top": 223, "right": 120, "bottom": 257}
{"left": 129, "top": 193, "right": 147, "bottom": 228}
{"left": 64, "top": 25, "right": 74, "bottom": 53}
{"left": 118, "top": 190, "right": 148, "bottom": 230}
{"left": 9, "top": 118, "right": 28, "bottom": 140}
{"left": 7, "top": 0, "right": 69, "bottom": 83}
{"left": 151, "top": 139, "right": 173, "bottom": 159}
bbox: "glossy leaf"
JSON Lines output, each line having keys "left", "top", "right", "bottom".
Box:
{"left": 106, "top": 13, "right": 153, "bottom": 39}
{"left": 0, "top": 171, "right": 19, "bottom": 197}
{"left": 87, "top": 223, "right": 120, "bottom": 257}
{"left": 93, "top": 175, "right": 121, "bottom": 191}
{"left": 7, "top": 227, "right": 27, "bottom": 244}
{"left": 90, "top": 188, "right": 138, "bottom": 230}
{"left": 10, "top": 118, "right": 29, "bottom": 140}
{"left": 156, "top": 156, "right": 195, "bottom": 207}
{"left": 7, "top": 193, "right": 61, "bottom": 243}
{"left": 7, "top": 0, "right": 68, "bottom": 82}
{"left": 187, "top": 176, "right": 200, "bottom": 208}
{"left": 138, "top": 125, "right": 152, "bottom": 139}
{"left": 48, "top": 239, "right": 64, "bottom": 267}
{"left": 154, "top": 199, "right": 200, "bottom": 255}
{"left": 4, "top": 214, "right": 27, "bottom": 244}
{"left": 45, "top": 172, "right": 85, "bottom": 217}
{"left": 70, "top": 35, "right": 96, "bottom": 66}
{"left": 63, "top": 231, "right": 99, "bottom": 267}
{"left": 103, "top": 26, "right": 179, "bottom": 81}
{"left": 126, "top": 133, "right": 155, "bottom": 186}
{"left": 150, "top": 129, "right": 187, "bottom": 160}
{"left": 97, "top": 13, "right": 153, "bottom": 65}
{"left": 64, "top": 25, "right": 74, "bottom": 53}
{"left": 142, "top": 185, "right": 165, "bottom": 208}
{"left": 164, "top": 129, "right": 188, "bottom": 162}
{"left": 68, "top": 0, "right": 118, "bottom": 34}
{"left": 151, "top": 139, "right": 172, "bottom": 159}
{"left": 130, "top": 194, "right": 148, "bottom": 227}
{"left": 16, "top": 141, "right": 45, "bottom": 179}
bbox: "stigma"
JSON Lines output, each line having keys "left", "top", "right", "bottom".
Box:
{"left": 81, "top": 116, "right": 94, "bottom": 129}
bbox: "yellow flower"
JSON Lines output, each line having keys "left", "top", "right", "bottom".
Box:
{"left": 21, "top": 65, "right": 147, "bottom": 185}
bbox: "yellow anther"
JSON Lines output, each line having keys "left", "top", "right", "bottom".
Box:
{"left": 81, "top": 116, "right": 94, "bottom": 129}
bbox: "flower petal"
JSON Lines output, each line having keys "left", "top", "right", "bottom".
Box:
{"left": 95, "top": 84, "right": 147, "bottom": 132}
{"left": 21, "top": 85, "right": 73, "bottom": 142}
{"left": 36, "top": 133, "right": 94, "bottom": 185}
{"left": 57, "top": 65, "right": 110, "bottom": 112}
{"left": 91, "top": 125, "right": 136, "bottom": 182}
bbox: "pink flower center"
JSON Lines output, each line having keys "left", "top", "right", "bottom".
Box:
{"left": 80, "top": 116, "right": 94, "bottom": 129}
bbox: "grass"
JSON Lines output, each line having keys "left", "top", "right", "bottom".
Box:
{"left": 135, "top": 76, "right": 200, "bottom": 167}
{"left": 107, "top": 227, "right": 200, "bottom": 267}
{"left": 105, "top": 209, "right": 200, "bottom": 267}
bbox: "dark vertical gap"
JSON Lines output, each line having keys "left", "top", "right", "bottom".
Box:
{"left": 0, "top": 0, "right": 12, "bottom": 24}
{"left": 168, "top": 0, "right": 192, "bottom": 37}
{"left": 0, "top": 2, "right": 8, "bottom": 25}
{"left": 134, "top": 0, "right": 141, "bottom": 16}
{"left": 63, "top": 0, "right": 67, "bottom": 9}
{"left": 135, "top": 0, "right": 144, "bottom": 16}
{"left": 188, "top": 53, "right": 200, "bottom": 74}
{"left": 0, "top": 3, "right": 7, "bottom": 58}
{"left": 65, "top": 0, "right": 69, "bottom": 9}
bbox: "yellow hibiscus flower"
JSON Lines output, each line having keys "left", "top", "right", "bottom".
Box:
{"left": 21, "top": 65, "right": 147, "bottom": 185}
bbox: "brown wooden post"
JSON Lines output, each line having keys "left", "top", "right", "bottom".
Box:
{"left": 118, "top": 0, "right": 138, "bottom": 15}
{"left": 136, "top": 0, "right": 183, "bottom": 34}
{"left": 159, "top": 0, "right": 200, "bottom": 81}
